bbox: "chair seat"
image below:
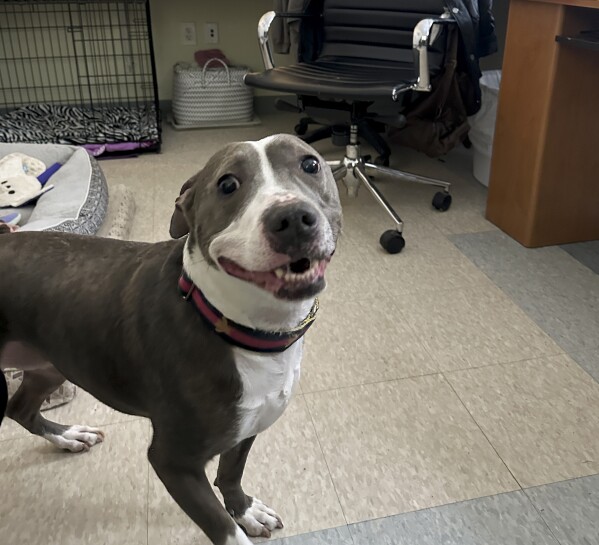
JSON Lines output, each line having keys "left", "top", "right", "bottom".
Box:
{"left": 244, "top": 57, "right": 417, "bottom": 100}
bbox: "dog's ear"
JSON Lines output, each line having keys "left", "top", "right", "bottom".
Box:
{"left": 169, "top": 176, "right": 197, "bottom": 239}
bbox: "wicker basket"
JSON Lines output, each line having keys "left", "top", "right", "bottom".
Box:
{"left": 172, "top": 59, "right": 254, "bottom": 126}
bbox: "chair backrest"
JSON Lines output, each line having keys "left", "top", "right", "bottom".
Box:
{"left": 319, "top": 0, "right": 447, "bottom": 65}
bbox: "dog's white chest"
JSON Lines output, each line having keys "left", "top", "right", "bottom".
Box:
{"left": 234, "top": 341, "right": 302, "bottom": 442}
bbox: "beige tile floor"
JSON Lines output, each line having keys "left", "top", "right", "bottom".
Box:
{"left": 1, "top": 113, "right": 598, "bottom": 544}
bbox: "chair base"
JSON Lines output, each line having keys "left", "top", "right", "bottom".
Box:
{"left": 328, "top": 127, "right": 452, "bottom": 254}
{"left": 299, "top": 116, "right": 392, "bottom": 166}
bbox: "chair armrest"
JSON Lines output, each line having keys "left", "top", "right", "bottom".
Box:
{"left": 411, "top": 15, "right": 457, "bottom": 93}
{"left": 258, "top": 11, "right": 277, "bottom": 70}
{"left": 257, "top": 11, "right": 320, "bottom": 70}
{"left": 392, "top": 15, "right": 457, "bottom": 100}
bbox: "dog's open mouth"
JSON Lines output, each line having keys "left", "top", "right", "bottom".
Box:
{"left": 218, "top": 256, "right": 329, "bottom": 299}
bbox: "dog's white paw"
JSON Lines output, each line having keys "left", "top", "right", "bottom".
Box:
{"left": 225, "top": 526, "right": 254, "bottom": 545}
{"left": 45, "top": 425, "right": 105, "bottom": 453}
{"left": 235, "top": 498, "right": 283, "bottom": 538}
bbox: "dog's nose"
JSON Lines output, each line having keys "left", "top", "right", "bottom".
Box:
{"left": 263, "top": 203, "right": 320, "bottom": 246}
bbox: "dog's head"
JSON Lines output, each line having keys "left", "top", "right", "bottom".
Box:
{"left": 170, "top": 134, "right": 342, "bottom": 301}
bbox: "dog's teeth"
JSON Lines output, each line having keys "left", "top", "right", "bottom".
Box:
{"left": 278, "top": 259, "right": 325, "bottom": 284}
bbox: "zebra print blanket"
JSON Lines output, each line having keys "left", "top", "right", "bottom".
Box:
{"left": 0, "top": 103, "right": 159, "bottom": 146}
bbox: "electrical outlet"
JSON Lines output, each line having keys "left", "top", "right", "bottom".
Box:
{"left": 204, "top": 22, "right": 219, "bottom": 44}
{"left": 180, "top": 22, "right": 196, "bottom": 46}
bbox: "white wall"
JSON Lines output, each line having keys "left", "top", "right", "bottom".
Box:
{"left": 149, "top": 0, "right": 285, "bottom": 100}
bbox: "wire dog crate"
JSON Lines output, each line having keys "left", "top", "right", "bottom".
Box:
{"left": 0, "top": 0, "right": 161, "bottom": 154}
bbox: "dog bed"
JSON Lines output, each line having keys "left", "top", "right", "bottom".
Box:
{"left": 0, "top": 142, "right": 108, "bottom": 234}
{"left": 1, "top": 144, "right": 136, "bottom": 411}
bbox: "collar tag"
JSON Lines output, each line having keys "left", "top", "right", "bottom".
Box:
{"left": 183, "top": 283, "right": 195, "bottom": 300}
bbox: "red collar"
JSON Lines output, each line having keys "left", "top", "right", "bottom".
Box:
{"left": 179, "top": 273, "right": 318, "bottom": 353}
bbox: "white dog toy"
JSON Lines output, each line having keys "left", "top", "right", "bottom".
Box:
{"left": 0, "top": 153, "right": 54, "bottom": 208}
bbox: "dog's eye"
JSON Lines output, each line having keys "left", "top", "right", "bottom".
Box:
{"left": 217, "top": 175, "right": 240, "bottom": 195}
{"left": 301, "top": 156, "right": 320, "bottom": 174}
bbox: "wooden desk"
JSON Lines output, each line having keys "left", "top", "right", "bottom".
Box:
{"left": 485, "top": 0, "right": 599, "bottom": 247}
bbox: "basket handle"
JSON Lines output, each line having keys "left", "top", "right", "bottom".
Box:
{"left": 201, "top": 58, "right": 231, "bottom": 86}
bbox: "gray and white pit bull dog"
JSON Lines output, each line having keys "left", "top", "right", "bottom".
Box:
{"left": 0, "top": 134, "right": 342, "bottom": 545}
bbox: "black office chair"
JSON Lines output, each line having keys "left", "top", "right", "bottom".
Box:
{"left": 245, "top": 0, "right": 458, "bottom": 254}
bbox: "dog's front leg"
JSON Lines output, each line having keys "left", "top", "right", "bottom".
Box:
{"left": 148, "top": 439, "right": 251, "bottom": 545}
{"left": 215, "top": 436, "right": 283, "bottom": 538}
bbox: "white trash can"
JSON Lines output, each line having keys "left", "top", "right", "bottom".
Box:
{"left": 468, "top": 70, "right": 501, "bottom": 187}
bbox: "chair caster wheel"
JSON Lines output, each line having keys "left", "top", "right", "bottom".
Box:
{"left": 432, "top": 191, "right": 452, "bottom": 211}
{"left": 294, "top": 122, "right": 308, "bottom": 136}
{"left": 374, "top": 155, "right": 390, "bottom": 167}
{"left": 380, "top": 230, "right": 405, "bottom": 254}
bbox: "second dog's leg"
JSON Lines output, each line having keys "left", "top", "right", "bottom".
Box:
{"left": 215, "top": 436, "right": 283, "bottom": 538}
{"left": 6, "top": 365, "right": 104, "bottom": 452}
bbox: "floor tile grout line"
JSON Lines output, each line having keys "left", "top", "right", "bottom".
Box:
{"left": 441, "top": 373, "right": 524, "bottom": 490}
{"left": 439, "top": 351, "right": 566, "bottom": 376}
{"left": 521, "top": 489, "right": 566, "bottom": 545}
{"left": 301, "top": 370, "right": 441, "bottom": 396}
{"left": 347, "top": 522, "right": 358, "bottom": 545}
{"left": 300, "top": 393, "right": 352, "bottom": 533}
{"left": 300, "top": 351, "right": 565, "bottom": 396}
{"left": 523, "top": 472, "right": 599, "bottom": 491}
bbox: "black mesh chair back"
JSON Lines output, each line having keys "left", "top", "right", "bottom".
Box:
{"left": 318, "top": 0, "right": 447, "bottom": 68}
